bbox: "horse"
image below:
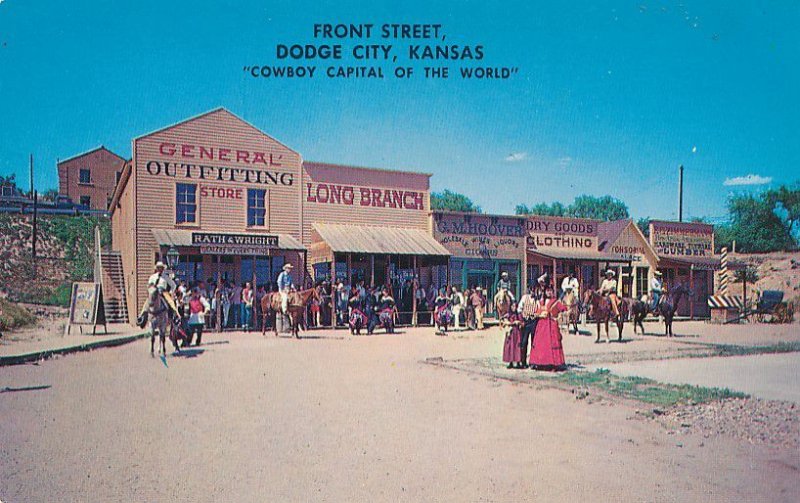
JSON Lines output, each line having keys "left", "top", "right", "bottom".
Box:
{"left": 559, "top": 290, "right": 581, "bottom": 334}
{"left": 260, "top": 291, "right": 279, "bottom": 336}
{"left": 263, "top": 288, "right": 320, "bottom": 339}
{"left": 583, "top": 289, "right": 628, "bottom": 343}
{"left": 657, "top": 284, "right": 691, "bottom": 337}
{"left": 147, "top": 288, "right": 170, "bottom": 356}
{"left": 494, "top": 289, "right": 512, "bottom": 319}
{"left": 627, "top": 297, "right": 648, "bottom": 335}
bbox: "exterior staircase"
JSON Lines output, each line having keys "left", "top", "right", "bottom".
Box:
{"left": 100, "top": 251, "right": 129, "bottom": 324}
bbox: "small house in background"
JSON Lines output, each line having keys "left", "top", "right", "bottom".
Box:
{"left": 57, "top": 146, "right": 127, "bottom": 210}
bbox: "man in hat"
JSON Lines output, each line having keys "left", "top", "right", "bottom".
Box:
{"left": 560, "top": 271, "right": 579, "bottom": 300}
{"left": 277, "top": 263, "right": 295, "bottom": 315}
{"left": 469, "top": 286, "right": 486, "bottom": 330}
{"left": 138, "top": 261, "right": 178, "bottom": 325}
{"left": 650, "top": 270, "right": 664, "bottom": 312}
{"left": 497, "top": 272, "right": 515, "bottom": 299}
{"left": 600, "top": 269, "right": 620, "bottom": 318}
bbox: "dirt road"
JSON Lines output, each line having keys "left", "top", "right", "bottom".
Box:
{"left": 1, "top": 326, "right": 798, "bottom": 502}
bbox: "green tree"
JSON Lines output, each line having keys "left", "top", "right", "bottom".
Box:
{"left": 715, "top": 192, "right": 796, "bottom": 252}
{"left": 763, "top": 183, "right": 800, "bottom": 242}
{"left": 515, "top": 201, "right": 566, "bottom": 216}
{"left": 430, "top": 189, "right": 482, "bottom": 213}
{"left": 566, "top": 195, "right": 629, "bottom": 221}
{"left": 636, "top": 217, "right": 650, "bottom": 238}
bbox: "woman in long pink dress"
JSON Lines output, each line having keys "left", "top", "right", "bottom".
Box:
{"left": 502, "top": 302, "right": 526, "bottom": 368}
{"left": 529, "top": 288, "right": 567, "bottom": 370}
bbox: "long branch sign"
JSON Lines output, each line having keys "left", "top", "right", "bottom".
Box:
{"left": 649, "top": 221, "right": 713, "bottom": 257}
{"left": 192, "top": 232, "right": 279, "bottom": 255}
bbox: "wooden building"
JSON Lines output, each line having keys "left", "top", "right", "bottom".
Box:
{"left": 58, "top": 146, "right": 126, "bottom": 210}
{"left": 431, "top": 211, "right": 526, "bottom": 301}
{"left": 109, "top": 108, "right": 448, "bottom": 321}
{"left": 649, "top": 220, "right": 718, "bottom": 318}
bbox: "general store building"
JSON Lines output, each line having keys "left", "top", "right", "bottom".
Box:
{"left": 109, "top": 108, "right": 448, "bottom": 321}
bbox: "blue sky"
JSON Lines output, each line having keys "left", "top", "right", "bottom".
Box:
{"left": 0, "top": 0, "right": 797, "bottom": 222}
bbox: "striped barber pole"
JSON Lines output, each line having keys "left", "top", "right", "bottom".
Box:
{"left": 719, "top": 246, "right": 729, "bottom": 294}
{"left": 707, "top": 294, "right": 743, "bottom": 309}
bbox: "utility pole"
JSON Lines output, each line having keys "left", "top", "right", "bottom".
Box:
{"left": 678, "top": 164, "right": 684, "bottom": 222}
{"left": 31, "top": 154, "right": 38, "bottom": 278}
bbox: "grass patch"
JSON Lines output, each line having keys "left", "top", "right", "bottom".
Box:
{"left": 0, "top": 298, "right": 36, "bottom": 331}
{"left": 13, "top": 282, "right": 72, "bottom": 307}
{"left": 713, "top": 341, "right": 800, "bottom": 356}
{"left": 542, "top": 368, "right": 747, "bottom": 406}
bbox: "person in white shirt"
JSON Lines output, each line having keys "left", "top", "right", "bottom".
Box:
{"left": 560, "top": 272, "right": 579, "bottom": 300}
{"left": 600, "top": 269, "right": 620, "bottom": 318}
{"left": 650, "top": 270, "right": 664, "bottom": 311}
{"left": 139, "top": 261, "right": 177, "bottom": 320}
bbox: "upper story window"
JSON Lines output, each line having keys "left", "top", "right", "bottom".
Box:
{"left": 79, "top": 169, "right": 91, "bottom": 184}
{"left": 115, "top": 171, "right": 122, "bottom": 184}
{"left": 247, "top": 189, "right": 267, "bottom": 227}
{"left": 176, "top": 183, "right": 197, "bottom": 224}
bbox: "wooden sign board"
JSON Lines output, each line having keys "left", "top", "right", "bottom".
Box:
{"left": 67, "top": 282, "right": 107, "bottom": 334}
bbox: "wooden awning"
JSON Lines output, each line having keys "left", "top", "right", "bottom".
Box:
{"left": 311, "top": 223, "right": 450, "bottom": 256}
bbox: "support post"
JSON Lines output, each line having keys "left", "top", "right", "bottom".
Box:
{"left": 370, "top": 254, "right": 375, "bottom": 287}
{"left": 412, "top": 255, "right": 418, "bottom": 326}
{"left": 347, "top": 253, "right": 352, "bottom": 285}
{"left": 330, "top": 253, "right": 337, "bottom": 328}
{"left": 689, "top": 265, "right": 695, "bottom": 320}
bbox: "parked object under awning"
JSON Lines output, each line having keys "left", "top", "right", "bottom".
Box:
{"left": 311, "top": 223, "right": 450, "bottom": 256}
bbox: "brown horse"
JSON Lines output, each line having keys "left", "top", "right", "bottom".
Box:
{"left": 494, "top": 289, "right": 512, "bottom": 319}
{"left": 583, "top": 289, "right": 628, "bottom": 343}
{"left": 657, "top": 284, "right": 691, "bottom": 337}
{"left": 261, "top": 288, "right": 320, "bottom": 339}
{"left": 559, "top": 290, "right": 581, "bottom": 334}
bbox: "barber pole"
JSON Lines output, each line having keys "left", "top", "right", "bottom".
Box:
{"left": 719, "top": 247, "right": 729, "bottom": 294}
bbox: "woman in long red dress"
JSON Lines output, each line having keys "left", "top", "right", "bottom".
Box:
{"left": 502, "top": 302, "right": 526, "bottom": 369}
{"left": 530, "top": 288, "right": 567, "bottom": 370}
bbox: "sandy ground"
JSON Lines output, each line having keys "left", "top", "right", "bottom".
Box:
{"left": 1, "top": 324, "right": 799, "bottom": 502}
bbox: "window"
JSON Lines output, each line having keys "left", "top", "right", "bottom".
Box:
{"left": 176, "top": 183, "right": 197, "bottom": 224}
{"left": 247, "top": 189, "right": 267, "bottom": 226}
{"left": 106, "top": 197, "right": 112, "bottom": 209}
{"left": 636, "top": 266, "right": 650, "bottom": 298}
{"left": 79, "top": 169, "right": 91, "bottom": 184}
{"left": 115, "top": 171, "right": 122, "bottom": 184}
{"left": 80, "top": 195, "right": 90, "bottom": 207}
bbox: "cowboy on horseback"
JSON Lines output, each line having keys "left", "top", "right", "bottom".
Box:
{"left": 138, "top": 261, "right": 180, "bottom": 326}
{"left": 494, "top": 271, "right": 515, "bottom": 306}
{"left": 650, "top": 270, "right": 664, "bottom": 313}
{"left": 277, "top": 263, "right": 294, "bottom": 315}
{"left": 560, "top": 271, "right": 579, "bottom": 300}
{"left": 600, "top": 269, "right": 621, "bottom": 319}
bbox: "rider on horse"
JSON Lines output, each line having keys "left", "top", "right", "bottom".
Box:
{"left": 600, "top": 269, "right": 621, "bottom": 319}
{"left": 277, "top": 263, "right": 294, "bottom": 315}
{"left": 560, "top": 271, "right": 579, "bottom": 301}
{"left": 493, "top": 271, "right": 516, "bottom": 307}
{"left": 650, "top": 270, "right": 664, "bottom": 312}
{"left": 138, "top": 261, "right": 180, "bottom": 325}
